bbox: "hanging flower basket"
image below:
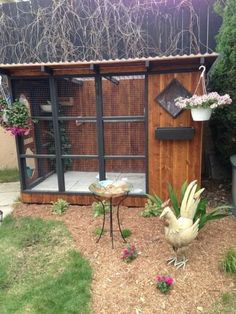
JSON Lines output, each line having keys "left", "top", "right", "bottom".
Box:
{"left": 0, "top": 98, "right": 32, "bottom": 136}
{"left": 175, "top": 92, "right": 232, "bottom": 122}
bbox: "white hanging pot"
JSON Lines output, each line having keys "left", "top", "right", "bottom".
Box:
{"left": 190, "top": 108, "right": 212, "bottom": 121}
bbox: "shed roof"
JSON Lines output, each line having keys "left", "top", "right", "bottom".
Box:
{"left": 0, "top": 53, "right": 218, "bottom": 77}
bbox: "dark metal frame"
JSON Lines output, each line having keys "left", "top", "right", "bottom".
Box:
{"left": 93, "top": 193, "right": 129, "bottom": 249}
{"left": 95, "top": 72, "right": 105, "bottom": 181}
{"left": 49, "top": 77, "right": 65, "bottom": 191}
{"left": 9, "top": 70, "right": 148, "bottom": 195}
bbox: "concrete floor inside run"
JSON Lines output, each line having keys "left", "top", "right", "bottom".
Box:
{"left": 32, "top": 171, "right": 146, "bottom": 194}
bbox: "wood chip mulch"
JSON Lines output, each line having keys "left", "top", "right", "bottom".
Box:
{"left": 13, "top": 184, "right": 236, "bottom": 314}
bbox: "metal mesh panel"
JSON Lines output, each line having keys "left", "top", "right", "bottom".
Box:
{"left": 56, "top": 78, "right": 96, "bottom": 117}
{"left": 24, "top": 157, "right": 57, "bottom": 191}
{"left": 104, "top": 122, "right": 145, "bottom": 156}
{"left": 102, "top": 76, "right": 145, "bottom": 116}
{"left": 105, "top": 159, "right": 145, "bottom": 194}
{"left": 22, "top": 120, "right": 55, "bottom": 155}
{"left": 59, "top": 121, "right": 97, "bottom": 156}
{"left": 105, "top": 159, "right": 145, "bottom": 173}
{"left": 12, "top": 79, "right": 51, "bottom": 116}
{"left": 62, "top": 158, "right": 98, "bottom": 172}
{"left": 63, "top": 159, "right": 99, "bottom": 192}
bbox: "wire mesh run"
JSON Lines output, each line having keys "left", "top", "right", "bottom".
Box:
{"left": 12, "top": 79, "right": 51, "bottom": 117}
{"left": 23, "top": 157, "right": 57, "bottom": 190}
{"left": 21, "top": 120, "right": 55, "bottom": 155}
{"left": 56, "top": 77, "right": 96, "bottom": 117}
{"left": 104, "top": 121, "right": 145, "bottom": 156}
{"left": 12, "top": 74, "right": 147, "bottom": 195}
{"left": 102, "top": 75, "right": 145, "bottom": 116}
{"left": 105, "top": 159, "right": 146, "bottom": 194}
{"left": 62, "top": 158, "right": 99, "bottom": 192}
{"left": 59, "top": 121, "right": 97, "bottom": 156}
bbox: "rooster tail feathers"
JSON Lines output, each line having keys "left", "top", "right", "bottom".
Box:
{"left": 194, "top": 188, "right": 205, "bottom": 199}
{"left": 192, "top": 218, "right": 200, "bottom": 238}
{"left": 180, "top": 181, "right": 204, "bottom": 220}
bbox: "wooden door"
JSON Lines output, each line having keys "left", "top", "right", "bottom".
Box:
{"left": 148, "top": 72, "right": 203, "bottom": 200}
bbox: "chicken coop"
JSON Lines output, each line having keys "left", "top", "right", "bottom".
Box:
{"left": 1, "top": 54, "right": 217, "bottom": 206}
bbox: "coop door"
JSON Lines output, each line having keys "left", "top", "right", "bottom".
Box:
{"left": 102, "top": 75, "right": 146, "bottom": 194}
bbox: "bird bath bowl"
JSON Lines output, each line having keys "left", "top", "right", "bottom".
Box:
{"left": 89, "top": 180, "right": 133, "bottom": 198}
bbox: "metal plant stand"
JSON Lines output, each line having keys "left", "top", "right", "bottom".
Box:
{"left": 89, "top": 180, "right": 132, "bottom": 248}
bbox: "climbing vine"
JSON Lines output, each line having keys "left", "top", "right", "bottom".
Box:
{"left": 0, "top": 0, "right": 217, "bottom": 63}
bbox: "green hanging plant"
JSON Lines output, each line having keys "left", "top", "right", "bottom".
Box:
{"left": 0, "top": 98, "right": 32, "bottom": 136}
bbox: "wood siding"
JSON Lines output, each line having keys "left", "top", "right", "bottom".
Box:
{"left": 148, "top": 72, "right": 203, "bottom": 200}
{"left": 21, "top": 192, "right": 146, "bottom": 207}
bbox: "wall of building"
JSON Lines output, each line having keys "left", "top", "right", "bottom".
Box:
{"left": 148, "top": 71, "right": 203, "bottom": 200}
{"left": 0, "top": 128, "right": 18, "bottom": 169}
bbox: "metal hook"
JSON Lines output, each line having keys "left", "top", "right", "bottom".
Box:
{"left": 199, "top": 65, "right": 206, "bottom": 78}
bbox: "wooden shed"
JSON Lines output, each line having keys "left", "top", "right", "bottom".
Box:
{"left": 0, "top": 53, "right": 217, "bottom": 206}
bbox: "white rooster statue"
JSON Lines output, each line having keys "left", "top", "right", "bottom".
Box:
{"left": 160, "top": 180, "right": 204, "bottom": 269}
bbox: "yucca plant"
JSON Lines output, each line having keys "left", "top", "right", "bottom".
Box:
{"left": 144, "top": 181, "right": 231, "bottom": 230}
{"left": 194, "top": 201, "right": 230, "bottom": 230}
{"left": 168, "top": 181, "right": 231, "bottom": 230}
{"left": 167, "top": 181, "right": 188, "bottom": 217}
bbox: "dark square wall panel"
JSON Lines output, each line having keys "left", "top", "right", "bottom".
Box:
{"left": 155, "top": 78, "right": 192, "bottom": 118}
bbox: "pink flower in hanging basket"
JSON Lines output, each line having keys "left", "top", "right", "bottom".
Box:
{"left": 0, "top": 99, "right": 32, "bottom": 136}
{"left": 6, "top": 127, "right": 30, "bottom": 136}
{"left": 175, "top": 92, "right": 232, "bottom": 110}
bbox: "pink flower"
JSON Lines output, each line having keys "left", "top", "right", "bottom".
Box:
{"left": 122, "top": 244, "right": 138, "bottom": 262}
{"left": 156, "top": 274, "right": 174, "bottom": 286}
{"left": 166, "top": 277, "right": 174, "bottom": 286}
{"left": 6, "top": 127, "right": 30, "bottom": 136}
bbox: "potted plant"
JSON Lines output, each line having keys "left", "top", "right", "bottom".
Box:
{"left": 175, "top": 92, "right": 232, "bottom": 121}
{"left": 0, "top": 98, "right": 32, "bottom": 136}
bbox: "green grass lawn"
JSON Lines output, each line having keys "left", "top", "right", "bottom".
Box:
{"left": 0, "top": 216, "right": 92, "bottom": 314}
{"left": 0, "top": 168, "right": 19, "bottom": 183}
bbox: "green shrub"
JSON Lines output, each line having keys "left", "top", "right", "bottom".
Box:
{"left": 209, "top": 0, "right": 236, "bottom": 167}
{"left": 121, "top": 229, "right": 132, "bottom": 238}
{"left": 51, "top": 199, "right": 69, "bottom": 215}
{"left": 92, "top": 200, "right": 110, "bottom": 217}
{"left": 141, "top": 195, "right": 163, "bottom": 217}
{"left": 220, "top": 248, "right": 236, "bottom": 273}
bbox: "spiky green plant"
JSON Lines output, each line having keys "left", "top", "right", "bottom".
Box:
{"left": 168, "top": 182, "right": 231, "bottom": 230}
{"left": 143, "top": 181, "right": 231, "bottom": 230}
